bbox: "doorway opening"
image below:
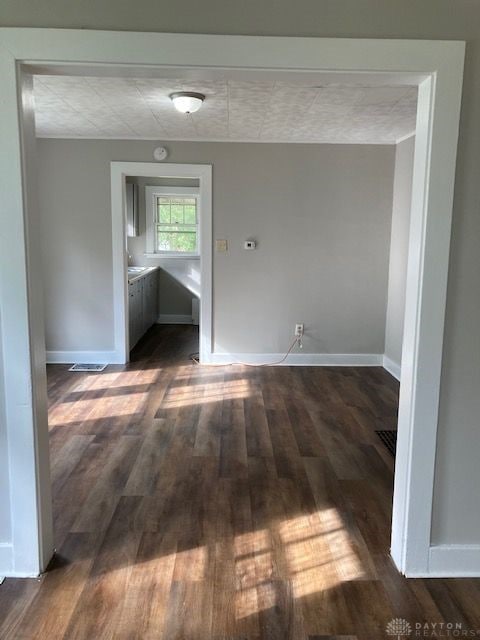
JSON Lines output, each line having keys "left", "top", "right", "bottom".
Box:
{"left": 0, "top": 31, "right": 464, "bottom": 582}
{"left": 110, "top": 162, "right": 212, "bottom": 364}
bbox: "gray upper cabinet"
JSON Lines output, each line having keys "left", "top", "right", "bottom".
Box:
{"left": 126, "top": 182, "right": 139, "bottom": 237}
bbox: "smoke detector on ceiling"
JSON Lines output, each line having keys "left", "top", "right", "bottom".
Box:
{"left": 153, "top": 146, "right": 168, "bottom": 161}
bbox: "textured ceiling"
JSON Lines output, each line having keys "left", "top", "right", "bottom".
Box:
{"left": 33, "top": 75, "right": 417, "bottom": 144}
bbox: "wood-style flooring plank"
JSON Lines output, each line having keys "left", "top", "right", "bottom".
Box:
{"left": 71, "top": 435, "right": 142, "bottom": 533}
{"left": 62, "top": 496, "right": 144, "bottom": 639}
{"left": 1, "top": 325, "right": 479, "bottom": 640}
{"left": 244, "top": 386, "right": 274, "bottom": 458}
{"left": 112, "top": 530, "right": 178, "bottom": 639}
{"left": 219, "top": 398, "right": 248, "bottom": 479}
{"left": 3, "top": 533, "right": 97, "bottom": 640}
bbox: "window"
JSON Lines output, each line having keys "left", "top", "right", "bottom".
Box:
{"left": 145, "top": 186, "right": 200, "bottom": 256}
{"left": 156, "top": 194, "right": 198, "bottom": 253}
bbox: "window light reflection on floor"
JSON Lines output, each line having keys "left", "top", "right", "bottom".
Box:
{"left": 162, "top": 379, "right": 252, "bottom": 408}
{"left": 49, "top": 392, "right": 149, "bottom": 425}
{"left": 234, "top": 510, "right": 365, "bottom": 619}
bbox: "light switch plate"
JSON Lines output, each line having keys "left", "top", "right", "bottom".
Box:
{"left": 216, "top": 239, "right": 228, "bottom": 252}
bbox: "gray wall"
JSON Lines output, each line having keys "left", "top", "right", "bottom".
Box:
{"left": 126, "top": 176, "right": 197, "bottom": 317}
{"left": 4, "top": 0, "right": 480, "bottom": 546}
{"left": 384, "top": 137, "right": 415, "bottom": 370}
{"left": 38, "top": 140, "right": 395, "bottom": 355}
{"left": 38, "top": 144, "right": 115, "bottom": 351}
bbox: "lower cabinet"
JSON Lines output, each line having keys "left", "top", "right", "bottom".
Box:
{"left": 128, "top": 269, "right": 158, "bottom": 349}
{"left": 143, "top": 270, "right": 158, "bottom": 331}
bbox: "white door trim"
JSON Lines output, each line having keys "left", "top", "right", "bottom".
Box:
{"left": 0, "top": 29, "right": 465, "bottom": 577}
{"left": 110, "top": 162, "right": 212, "bottom": 363}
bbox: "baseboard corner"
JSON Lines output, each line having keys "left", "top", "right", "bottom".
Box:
{"left": 383, "top": 354, "right": 401, "bottom": 380}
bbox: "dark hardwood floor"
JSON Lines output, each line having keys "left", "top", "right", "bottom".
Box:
{"left": 1, "top": 325, "right": 479, "bottom": 639}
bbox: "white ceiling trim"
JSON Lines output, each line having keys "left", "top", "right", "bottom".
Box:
{"left": 36, "top": 133, "right": 414, "bottom": 145}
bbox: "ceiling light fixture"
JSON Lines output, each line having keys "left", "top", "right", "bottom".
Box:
{"left": 170, "top": 92, "right": 205, "bottom": 114}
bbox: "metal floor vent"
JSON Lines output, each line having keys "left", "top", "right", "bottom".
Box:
{"left": 375, "top": 430, "right": 397, "bottom": 458}
{"left": 69, "top": 363, "right": 107, "bottom": 372}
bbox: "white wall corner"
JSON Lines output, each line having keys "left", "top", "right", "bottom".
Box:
{"left": 210, "top": 352, "right": 383, "bottom": 366}
{"left": 46, "top": 350, "right": 124, "bottom": 365}
{"left": 383, "top": 355, "right": 401, "bottom": 380}
{"left": 428, "top": 544, "right": 480, "bottom": 577}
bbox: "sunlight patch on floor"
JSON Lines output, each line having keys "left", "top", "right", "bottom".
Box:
{"left": 234, "top": 529, "right": 270, "bottom": 558}
{"left": 317, "top": 507, "right": 367, "bottom": 582}
{"left": 173, "top": 369, "right": 232, "bottom": 381}
{"left": 69, "top": 368, "right": 161, "bottom": 392}
{"left": 235, "top": 584, "right": 260, "bottom": 621}
{"left": 70, "top": 371, "right": 123, "bottom": 391}
{"left": 49, "top": 392, "right": 149, "bottom": 425}
{"left": 162, "top": 379, "right": 252, "bottom": 408}
{"left": 115, "top": 369, "right": 162, "bottom": 384}
{"left": 234, "top": 510, "right": 365, "bottom": 618}
{"left": 174, "top": 545, "right": 208, "bottom": 581}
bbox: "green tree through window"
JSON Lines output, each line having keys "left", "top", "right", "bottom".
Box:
{"left": 155, "top": 195, "right": 198, "bottom": 254}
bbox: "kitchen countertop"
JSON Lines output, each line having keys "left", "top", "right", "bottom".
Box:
{"left": 127, "top": 266, "right": 158, "bottom": 283}
{"left": 128, "top": 265, "right": 200, "bottom": 299}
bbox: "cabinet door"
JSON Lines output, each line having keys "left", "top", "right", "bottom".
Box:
{"left": 141, "top": 271, "right": 157, "bottom": 331}
{"left": 133, "top": 280, "right": 141, "bottom": 347}
{"left": 144, "top": 274, "right": 151, "bottom": 330}
{"left": 136, "top": 280, "right": 144, "bottom": 343}
{"left": 128, "top": 282, "right": 136, "bottom": 349}
{"left": 142, "top": 276, "right": 149, "bottom": 334}
{"left": 146, "top": 272, "right": 155, "bottom": 328}
{"left": 132, "top": 283, "right": 137, "bottom": 347}
{"left": 151, "top": 271, "right": 158, "bottom": 326}
{"left": 129, "top": 272, "right": 159, "bottom": 350}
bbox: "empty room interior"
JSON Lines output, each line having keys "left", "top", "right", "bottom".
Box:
{"left": 0, "top": 34, "right": 478, "bottom": 638}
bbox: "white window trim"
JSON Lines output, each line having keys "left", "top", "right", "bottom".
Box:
{"left": 145, "top": 185, "right": 200, "bottom": 257}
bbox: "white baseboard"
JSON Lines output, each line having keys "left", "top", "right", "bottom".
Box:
{"left": 207, "top": 352, "right": 383, "bottom": 367}
{"left": 428, "top": 544, "right": 480, "bottom": 577}
{"left": 383, "top": 355, "right": 401, "bottom": 380}
{"left": 46, "top": 350, "right": 123, "bottom": 365}
{"left": 157, "top": 314, "right": 193, "bottom": 325}
{"left": 0, "top": 570, "right": 40, "bottom": 578}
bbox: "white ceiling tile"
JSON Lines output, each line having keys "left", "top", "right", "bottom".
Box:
{"left": 33, "top": 76, "right": 417, "bottom": 143}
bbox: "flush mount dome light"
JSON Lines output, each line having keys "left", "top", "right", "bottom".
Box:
{"left": 170, "top": 92, "right": 205, "bottom": 114}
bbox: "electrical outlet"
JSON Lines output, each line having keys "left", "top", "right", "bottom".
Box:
{"left": 295, "top": 323, "right": 304, "bottom": 337}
